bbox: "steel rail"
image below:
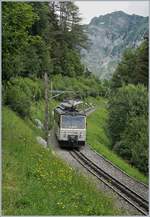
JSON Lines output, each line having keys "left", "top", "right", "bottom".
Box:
{"left": 86, "top": 144, "right": 148, "bottom": 188}
{"left": 70, "top": 150, "right": 149, "bottom": 216}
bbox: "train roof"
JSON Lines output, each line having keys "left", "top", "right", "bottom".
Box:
{"left": 60, "top": 100, "right": 83, "bottom": 108}
{"left": 54, "top": 100, "right": 85, "bottom": 116}
{"left": 54, "top": 106, "right": 85, "bottom": 116}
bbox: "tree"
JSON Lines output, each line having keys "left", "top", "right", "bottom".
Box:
{"left": 111, "top": 38, "right": 149, "bottom": 90}
{"left": 2, "top": 2, "right": 38, "bottom": 82}
{"left": 111, "top": 48, "right": 136, "bottom": 90}
{"left": 108, "top": 84, "right": 148, "bottom": 173}
{"left": 2, "top": 1, "right": 88, "bottom": 81}
{"left": 134, "top": 39, "right": 148, "bottom": 87}
{"left": 49, "top": 1, "right": 87, "bottom": 77}
{"left": 108, "top": 84, "right": 148, "bottom": 146}
{"left": 121, "top": 116, "right": 148, "bottom": 174}
{"left": 26, "top": 3, "right": 54, "bottom": 77}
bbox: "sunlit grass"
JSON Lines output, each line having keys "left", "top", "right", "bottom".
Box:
{"left": 2, "top": 106, "right": 123, "bottom": 215}
{"left": 30, "top": 99, "right": 58, "bottom": 123}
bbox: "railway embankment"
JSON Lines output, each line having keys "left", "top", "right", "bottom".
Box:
{"left": 2, "top": 106, "right": 124, "bottom": 215}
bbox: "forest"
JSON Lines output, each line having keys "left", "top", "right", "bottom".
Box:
{"left": 2, "top": 1, "right": 148, "bottom": 176}
{"left": 2, "top": 2, "right": 88, "bottom": 81}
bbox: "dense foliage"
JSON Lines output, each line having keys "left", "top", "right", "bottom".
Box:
{"left": 108, "top": 36, "right": 149, "bottom": 175}
{"left": 3, "top": 1, "right": 103, "bottom": 118}
{"left": 111, "top": 38, "right": 148, "bottom": 90}
{"left": 2, "top": 2, "right": 38, "bottom": 81}
{"left": 4, "top": 77, "right": 44, "bottom": 117}
{"left": 121, "top": 116, "right": 148, "bottom": 174}
{"left": 4, "top": 75, "right": 110, "bottom": 118}
{"left": 108, "top": 84, "right": 148, "bottom": 174}
{"left": 51, "top": 74, "right": 110, "bottom": 99}
{"left": 2, "top": 2, "right": 87, "bottom": 82}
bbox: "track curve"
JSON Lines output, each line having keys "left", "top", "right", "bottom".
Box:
{"left": 70, "top": 150, "right": 149, "bottom": 216}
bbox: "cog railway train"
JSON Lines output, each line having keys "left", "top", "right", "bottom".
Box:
{"left": 54, "top": 100, "right": 86, "bottom": 148}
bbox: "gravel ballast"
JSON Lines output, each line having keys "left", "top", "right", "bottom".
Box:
{"left": 81, "top": 145, "right": 148, "bottom": 201}
{"left": 48, "top": 129, "right": 146, "bottom": 215}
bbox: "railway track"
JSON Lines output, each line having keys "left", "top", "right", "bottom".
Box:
{"left": 87, "top": 144, "right": 148, "bottom": 189}
{"left": 70, "top": 150, "right": 149, "bottom": 216}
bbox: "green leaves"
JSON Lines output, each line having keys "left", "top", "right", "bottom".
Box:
{"left": 5, "top": 77, "right": 44, "bottom": 118}
{"left": 111, "top": 39, "right": 149, "bottom": 90}
{"left": 134, "top": 39, "right": 148, "bottom": 86}
{"left": 109, "top": 37, "right": 148, "bottom": 174}
{"left": 2, "top": 2, "right": 39, "bottom": 82}
{"left": 108, "top": 84, "right": 148, "bottom": 174}
{"left": 2, "top": 2, "right": 87, "bottom": 81}
{"left": 111, "top": 48, "right": 136, "bottom": 90}
{"left": 121, "top": 116, "right": 148, "bottom": 174}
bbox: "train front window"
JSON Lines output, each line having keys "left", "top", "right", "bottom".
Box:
{"left": 62, "top": 115, "right": 85, "bottom": 129}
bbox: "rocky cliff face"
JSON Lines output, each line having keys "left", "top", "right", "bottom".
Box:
{"left": 81, "top": 11, "right": 148, "bottom": 79}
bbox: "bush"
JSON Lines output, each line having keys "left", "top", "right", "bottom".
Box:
{"left": 4, "top": 77, "right": 44, "bottom": 117}
{"left": 6, "top": 85, "right": 31, "bottom": 117}
{"left": 10, "top": 77, "right": 44, "bottom": 101}
{"left": 121, "top": 116, "right": 148, "bottom": 174}
{"left": 113, "top": 141, "right": 132, "bottom": 160}
{"left": 108, "top": 84, "right": 148, "bottom": 174}
{"left": 51, "top": 75, "right": 109, "bottom": 100}
{"left": 108, "top": 84, "right": 148, "bottom": 146}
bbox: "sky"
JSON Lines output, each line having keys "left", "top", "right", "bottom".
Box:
{"left": 75, "top": 1, "right": 149, "bottom": 24}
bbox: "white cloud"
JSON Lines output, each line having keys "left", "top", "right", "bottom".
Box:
{"left": 75, "top": 1, "right": 149, "bottom": 24}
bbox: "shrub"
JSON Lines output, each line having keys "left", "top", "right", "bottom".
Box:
{"left": 6, "top": 85, "right": 31, "bottom": 117}
{"left": 108, "top": 84, "right": 148, "bottom": 174}
{"left": 113, "top": 141, "right": 132, "bottom": 161}
{"left": 4, "top": 77, "right": 44, "bottom": 117}
{"left": 10, "top": 77, "right": 44, "bottom": 101}
{"left": 108, "top": 84, "right": 148, "bottom": 146}
{"left": 51, "top": 75, "right": 108, "bottom": 100}
{"left": 121, "top": 116, "right": 148, "bottom": 174}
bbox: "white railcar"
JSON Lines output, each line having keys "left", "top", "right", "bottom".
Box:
{"left": 54, "top": 100, "right": 86, "bottom": 148}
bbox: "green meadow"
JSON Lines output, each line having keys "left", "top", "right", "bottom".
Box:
{"left": 2, "top": 106, "right": 123, "bottom": 215}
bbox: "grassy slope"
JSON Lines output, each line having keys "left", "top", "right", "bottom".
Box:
{"left": 2, "top": 106, "right": 123, "bottom": 215}
{"left": 30, "top": 99, "right": 58, "bottom": 123}
{"left": 87, "top": 97, "right": 148, "bottom": 184}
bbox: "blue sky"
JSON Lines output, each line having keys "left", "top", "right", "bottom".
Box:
{"left": 75, "top": 1, "right": 149, "bottom": 24}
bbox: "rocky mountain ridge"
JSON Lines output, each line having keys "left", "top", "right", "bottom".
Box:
{"left": 81, "top": 11, "right": 148, "bottom": 79}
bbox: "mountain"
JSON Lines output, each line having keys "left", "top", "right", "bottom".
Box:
{"left": 81, "top": 11, "right": 148, "bottom": 79}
